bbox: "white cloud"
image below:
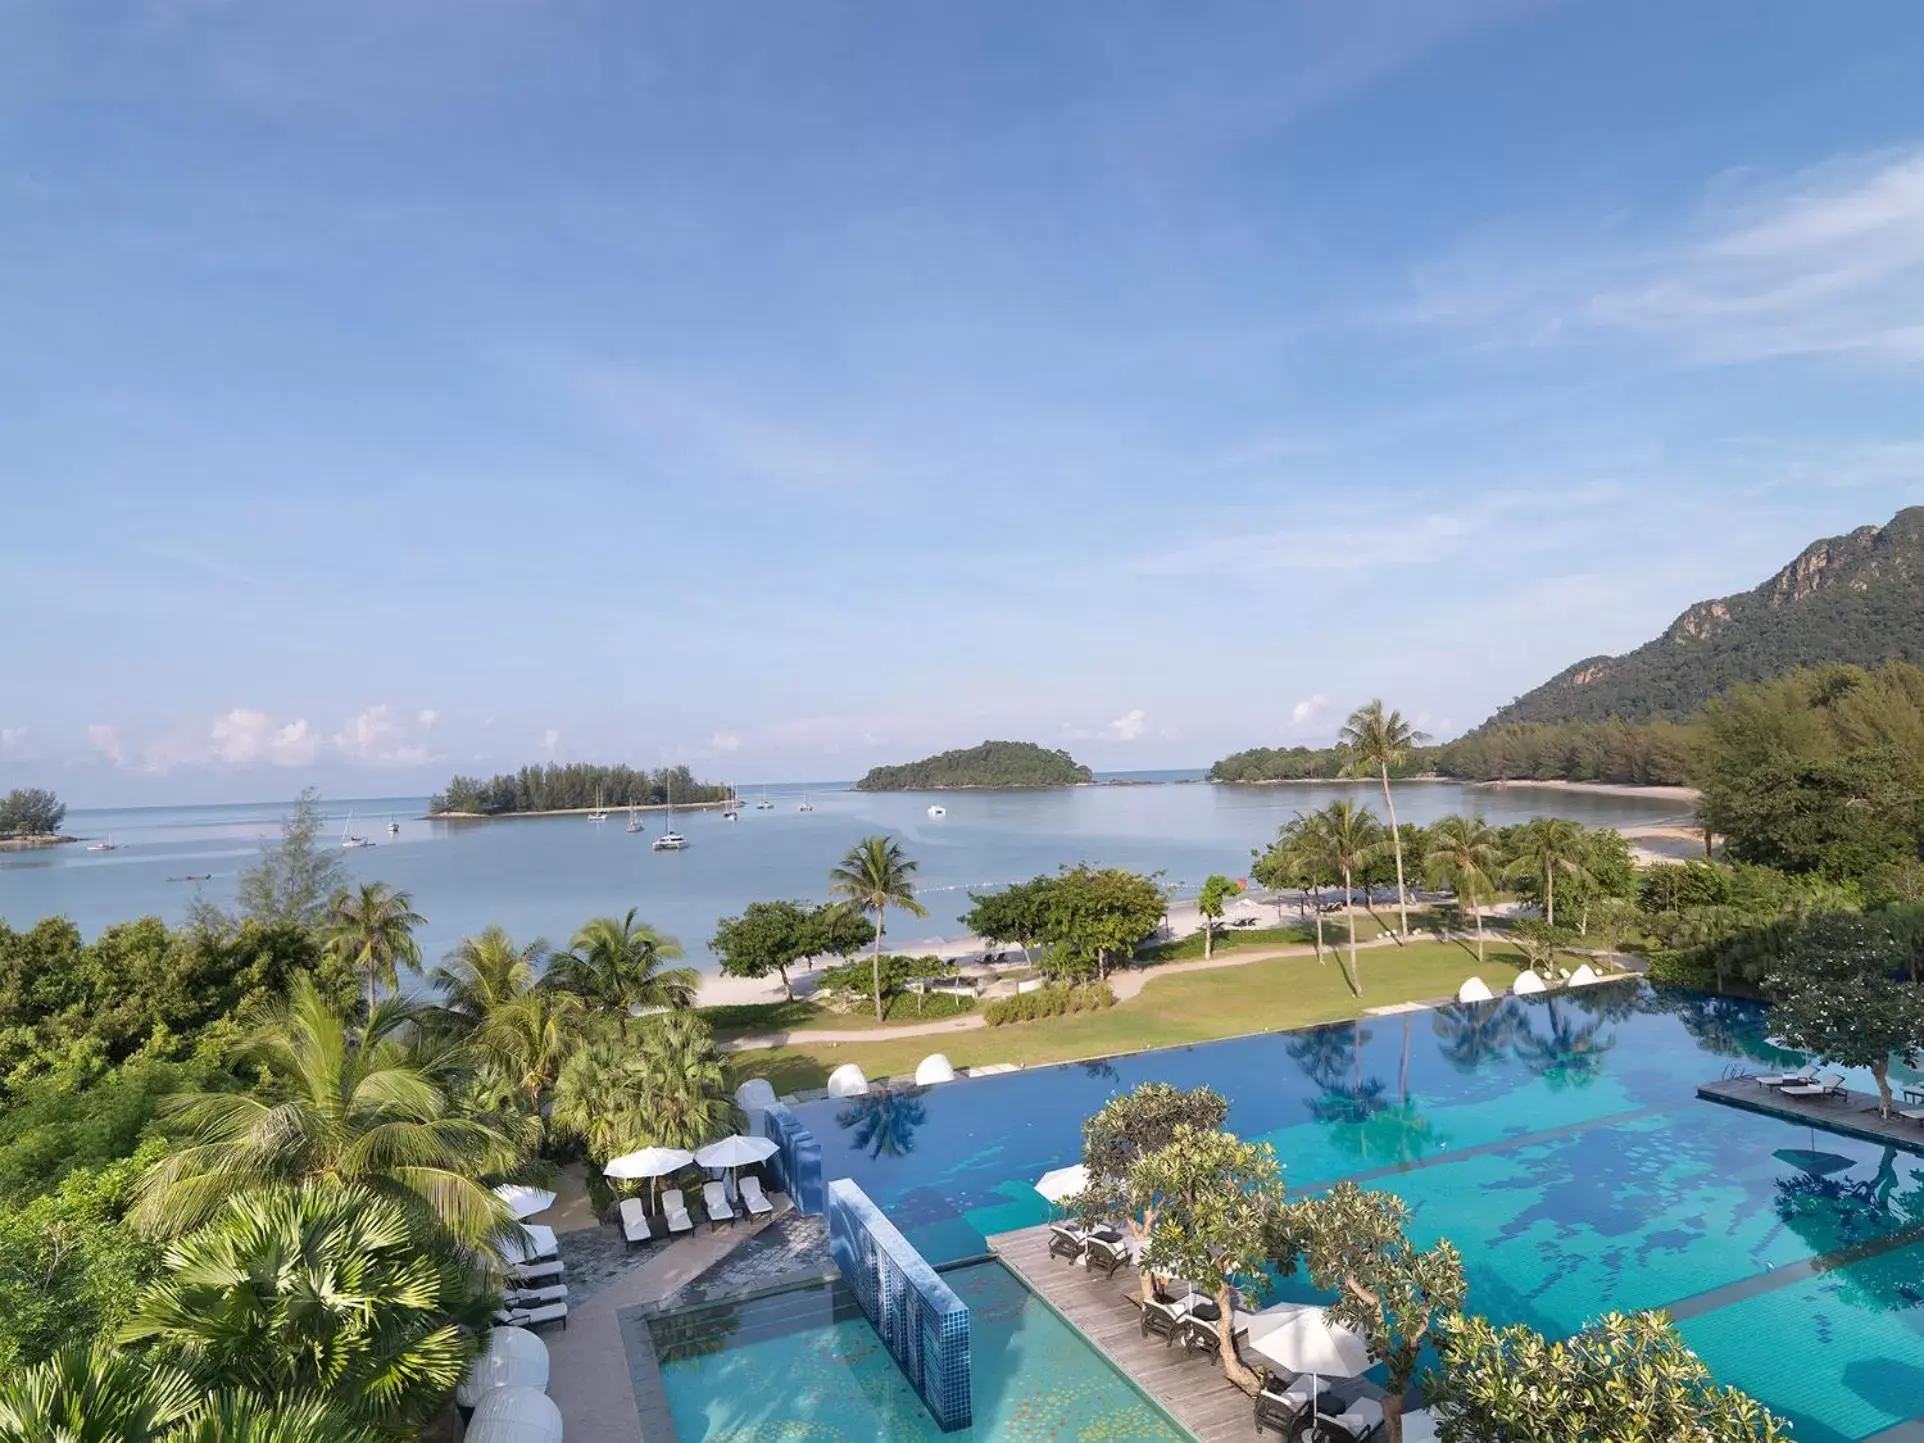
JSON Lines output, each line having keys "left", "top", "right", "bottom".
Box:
{"left": 0, "top": 727, "right": 26, "bottom": 758}
{"left": 1107, "top": 708, "right": 1147, "bottom": 741}
{"left": 417, "top": 708, "right": 439, "bottom": 730}
{"left": 709, "top": 731, "right": 741, "bottom": 754}
{"left": 541, "top": 728, "right": 560, "bottom": 758}
{"left": 87, "top": 724, "right": 126, "bottom": 766}
{"left": 1141, "top": 511, "right": 1475, "bottom": 580}
{"left": 210, "top": 709, "right": 318, "bottom": 767}
{"left": 1291, "top": 695, "right": 1328, "bottom": 725}
{"left": 332, "top": 705, "right": 433, "bottom": 766}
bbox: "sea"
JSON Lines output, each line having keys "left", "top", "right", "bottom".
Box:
{"left": 0, "top": 773, "right": 1694, "bottom": 972}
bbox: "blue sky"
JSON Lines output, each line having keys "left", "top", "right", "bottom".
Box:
{"left": 5, "top": 0, "right": 1924, "bottom": 805}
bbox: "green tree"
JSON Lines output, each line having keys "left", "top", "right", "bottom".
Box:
{"left": 1318, "top": 801, "right": 1383, "bottom": 991}
{"left": 1341, "top": 700, "right": 1430, "bottom": 943}
{"left": 1196, "top": 874, "right": 1238, "bottom": 960}
{"left": 961, "top": 877, "right": 1056, "bottom": 965}
{"left": 1070, "top": 1083, "right": 1229, "bottom": 1302}
{"left": 710, "top": 901, "right": 817, "bottom": 1002}
{"left": 1039, "top": 865, "right": 1165, "bottom": 982}
{"left": 1130, "top": 1125, "right": 1285, "bottom": 1392}
{"left": 1254, "top": 813, "right": 1340, "bottom": 962}
{"left": 426, "top": 926, "right": 547, "bottom": 1031}
{"left": 0, "top": 787, "right": 66, "bottom": 838}
{"left": 1277, "top": 1183, "right": 1465, "bottom": 1443}
{"left": 321, "top": 882, "right": 425, "bottom": 1013}
{"left": 553, "top": 908, "right": 695, "bottom": 1033}
{"left": 1766, "top": 912, "right": 1924, "bottom": 1116}
{"left": 1510, "top": 918, "right": 1576, "bottom": 980}
{"left": 234, "top": 790, "right": 349, "bottom": 929}
{"left": 803, "top": 901, "right": 878, "bottom": 967}
{"left": 1505, "top": 817, "right": 1590, "bottom": 928}
{"left": 1431, "top": 1309, "right": 1790, "bottom": 1442}
{"left": 481, "top": 986, "right": 586, "bottom": 1123}
{"left": 133, "top": 976, "right": 518, "bottom": 1248}
{"left": 1424, "top": 815, "right": 1502, "bottom": 963}
{"left": 633, "top": 1013, "right": 736, "bottom": 1151}
{"left": 828, "top": 836, "right": 929, "bottom": 1022}
{"left": 120, "top": 1186, "right": 481, "bottom": 1432}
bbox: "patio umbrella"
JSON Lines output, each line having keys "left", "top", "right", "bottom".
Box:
{"left": 604, "top": 1146, "right": 696, "bottom": 1213}
{"left": 493, "top": 1183, "right": 557, "bottom": 1220}
{"left": 498, "top": 1223, "right": 558, "bottom": 1267}
{"left": 1247, "top": 1304, "right": 1371, "bottom": 1418}
{"left": 1034, "top": 1163, "right": 1089, "bottom": 1205}
{"left": 696, "top": 1134, "right": 779, "bottom": 1203}
{"left": 1774, "top": 1148, "right": 1856, "bottom": 1179}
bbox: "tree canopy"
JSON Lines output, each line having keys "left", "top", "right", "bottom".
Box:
{"left": 430, "top": 762, "right": 730, "bottom": 814}
{"left": 0, "top": 788, "right": 66, "bottom": 838}
{"left": 855, "top": 740, "right": 1093, "bottom": 790}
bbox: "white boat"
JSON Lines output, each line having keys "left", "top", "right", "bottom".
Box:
{"left": 341, "top": 814, "right": 375, "bottom": 849}
{"left": 754, "top": 790, "right": 774, "bottom": 811}
{"left": 386, "top": 816, "right": 400, "bottom": 836}
{"left": 927, "top": 805, "right": 946, "bottom": 818}
{"left": 652, "top": 831, "right": 688, "bottom": 851}
{"left": 797, "top": 790, "right": 814, "bottom": 813}
{"left": 587, "top": 790, "right": 608, "bottom": 823}
{"left": 626, "top": 803, "right": 641, "bottom": 834}
{"left": 86, "top": 833, "right": 117, "bottom": 852}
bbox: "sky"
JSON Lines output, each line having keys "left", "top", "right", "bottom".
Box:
{"left": 5, "top": 0, "right": 1924, "bottom": 806}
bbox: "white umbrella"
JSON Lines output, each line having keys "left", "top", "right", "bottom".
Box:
{"left": 603, "top": 1146, "right": 694, "bottom": 1181}
{"left": 498, "top": 1223, "right": 558, "bottom": 1267}
{"left": 1034, "top": 1163, "right": 1089, "bottom": 1204}
{"left": 493, "top": 1184, "right": 557, "bottom": 1220}
{"left": 1247, "top": 1305, "right": 1371, "bottom": 1418}
{"left": 694, "top": 1135, "right": 779, "bottom": 1170}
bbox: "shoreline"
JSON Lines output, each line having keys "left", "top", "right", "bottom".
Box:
{"left": 0, "top": 833, "right": 78, "bottom": 850}
{"left": 428, "top": 799, "right": 736, "bottom": 821}
{"left": 1474, "top": 779, "right": 1700, "bottom": 802}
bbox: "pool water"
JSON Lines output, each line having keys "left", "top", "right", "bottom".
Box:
{"left": 650, "top": 1260, "right": 1186, "bottom": 1441}
{"left": 787, "top": 981, "right": 1924, "bottom": 1442}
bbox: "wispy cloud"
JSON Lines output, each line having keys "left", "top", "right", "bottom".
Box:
{"left": 1409, "top": 145, "right": 1924, "bottom": 364}
{"left": 0, "top": 727, "right": 28, "bottom": 758}
{"left": 87, "top": 725, "right": 126, "bottom": 767}
{"left": 90, "top": 706, "right": 441, "bottom": 773}
{"left": 1140, "top": 511, "right": 1476, "bottom": 580}
{"left": 1291, "top": 695, "right": 1327, "bottom": 726}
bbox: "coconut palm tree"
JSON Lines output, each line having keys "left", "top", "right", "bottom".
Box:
{"left": 133, "top": 974, "right": 519, "bottom": 1247}
{"left": 1506, "top": 816, "right": 1592, "bottom": 928}
{"left": 1276, "top": 811, "right": 1339, "bottom": 962}
{"left": 121, "top": 1186, "right": 482, "bottom": 1432}
{"left": 1424, "top": 814, "right": 1503, "bottom": 963}
{"left": 427, "top": 926, "right": 548, "bottom": 1031}
{"left": 481, "top": 986, "right": 586, "bottom": 1123}
{"left": 1431, "top": 999, "right": 1517, "bottom": 1073}
{"left": 1339, "top": 700, "right": 1430, "bottom": 944}
{"left": 829, "top": 835, "right": 928, "bottom": 1022}
{"left": 836, "top": 1089, "right": 928, "bottom": 1159}
{"left": 552, "top": 908, "right": 697, "bottom": 1035}
{"left": 321, "top": 882, "right": 427, "bottom": 1011}
{"left": 1315, "top": 800, "right": 1382, "bottom": 992}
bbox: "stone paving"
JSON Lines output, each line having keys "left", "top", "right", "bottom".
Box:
{"left": 654, "top": 1211, "right": 832, "bottom": 1310}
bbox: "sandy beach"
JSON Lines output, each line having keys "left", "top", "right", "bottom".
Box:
{"left": 1474, "top": 779, "right": 1700, "bottom": 802}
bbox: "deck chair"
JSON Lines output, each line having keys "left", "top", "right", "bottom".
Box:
{"left": 618, "top": 1196, "right": 652, "bottom": 1247}
{"left": 502, "top": 1283, "right": 568, "bottom": 1306}
{"left": 702, "top": 1180, "right": 737, "bottom": 1229}
{"left": 493, "top": 1301, "right": 568, "bottom": 1331}
{"left": 1085, "top": 1233, "right": 1130, "bottom": 1279}
{"left": 1319, "top": 1396, "right": 1385, "bottom": 1440}
{"left": 1140, "top": 1296, "right": 1186, "bottom": 1347}
{"left": 1757, "top": 1064, "right": 1818, "bottom": 1089}
{"left": 507, "top": 1258, "right": 565, "bottom": 1284}
{"left": 740, "top": 1176, "right": 776, "bottom": 1218}
{"left": 1047, "top": 1223, "right": 1087, "bottom": 1263}
{"left": 1780, "top": 1071, "right": 1847, "bottom": 1101}
{"left": 660, "top": 1188, "right": 695, "bottom": 1236}
{"left": 1254, "top": 1371, "right": 1313, "bottom": 1436}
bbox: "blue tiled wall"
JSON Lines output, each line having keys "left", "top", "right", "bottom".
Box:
{"left": 826, "top": 1178, "right": 972, "bottom": 1432}
{"left": 757, "top": 1103, "right": 824, "bottom": 1216}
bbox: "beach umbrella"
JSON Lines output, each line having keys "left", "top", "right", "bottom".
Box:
{"left": 1247, "top": 1304, "right": 1371, "bottom": 1418}
{"left": 498, "top": 1223, "right": 558, "bottom": 1267}
{"left": 492, "top": 1184, "right": 557, "bottom": 1221}
{"left": 1774, "top": 1148, "right": 1855, "bottom": 1179}
{"left": 603, "top": 1146, "right": 695, "bottom": 1180}
{"left": 696, "top": 1134, "right": 780, "bottom": 1204}
{"left": 1034, "top": 1163, "right": 1089, "bottom": 1205}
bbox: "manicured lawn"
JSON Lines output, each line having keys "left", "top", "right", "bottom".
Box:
{"left": 702, "top": 990, "right": 974, "bottom": 1041}
{"left": 725, "top": 939, "right": 1529, "bottom": 1096}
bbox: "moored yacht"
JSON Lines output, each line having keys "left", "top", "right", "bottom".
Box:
{"left": 652, "top": 830, "right": 688, "bottom": 851}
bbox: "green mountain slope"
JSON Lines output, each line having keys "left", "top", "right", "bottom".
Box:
{"left": 1489, "top": 506, "right": 1924, "bottom": 725}
{"left": 854, "top": 740, "right": 1093, "bottom": 790}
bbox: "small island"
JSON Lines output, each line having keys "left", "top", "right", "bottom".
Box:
{"left": 855, "top": 740, "right": 1094, "bottom": 791}
{"left": 429, "top": 762, "right": 733, "bottom": 817}
{"left": 0, "top": 787, "right": 75, "bottom": 848}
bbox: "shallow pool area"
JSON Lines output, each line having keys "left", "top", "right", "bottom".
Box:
{"left": 649, "top": 1260, "right": 1186, "bottom": 1441}
{"left": 781, "top": 981, "right": 1924, "bottom": 1442}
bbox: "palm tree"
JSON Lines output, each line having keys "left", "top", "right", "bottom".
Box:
{"left": 427, "top": 926, "right": 548, "bottom": 1031}
{"left": 133, "top": 974, "right": 519, "bottom": 1247}
{"left": 1339, "top": 700, "right": 1430, "bottom": 943}
{"left": 552, "top": 1038, "right": 649, "bottom": 1161}
{"left": 481, "top": 987, "right": 586, "bottom": 1122}
{"left": 322, "top": 882, "right": 427, "bottom": 1012}
{"left": 1431, "top": 999, "right": 1517, "bottom": 1073}
{"left": 828, "top": 835, "right": 928, "bottom": 1021}
{"left": 633, "top": 1012, "right": 737, "bottom": 1151}
{"left": 553, "top": 908, "right": 697, "bottom": 1035}
{"left": 1506, "top": 817, "right": 1592, "bottom": 928}
{"left": 1424, "top": 814, "right": 1502, "bottom": 962}
{"left": 1279, "top": 812, "right": 1338, "bottom": 963}
{"left": 1315, "top": 801, "right": 1382, "bottom": 992}
{"left": 0, "top": 1348, "right": 197, "bottom": 1443}
{"left": 121, "top": 1186, "right": 481, "bottom": 1432}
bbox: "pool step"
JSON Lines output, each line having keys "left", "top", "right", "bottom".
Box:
{"left": 650, "top": 1283, "right": 871, "bottom": 1362}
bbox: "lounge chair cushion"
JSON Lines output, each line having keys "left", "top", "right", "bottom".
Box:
{"left": 618, "top": 1197, "right": 651, "bottom": 1244}
{"left": 702, "top": 1181, "right": 737, "bottom": 1223}
{"left": 508, "top": 1258, "right": 565, "bottom": 1283}
{"left": 740, "top": 1178, "right": 775, "bottom": 1216}
{"left": 494, "top": 1302, "right": 568, "bottom": 1330}
{"left": 661, "top": 1189, "right": 695, "bottom": 1233}
{"left": 504, "top": 1283, "right": 568, "bottom": 1305}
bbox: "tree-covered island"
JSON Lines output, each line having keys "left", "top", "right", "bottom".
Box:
{"left": 430, "top": 763, "right": 732, "bottom": 816}
{"left": 854, "top": 740, "right": 1094, "bottom": 790}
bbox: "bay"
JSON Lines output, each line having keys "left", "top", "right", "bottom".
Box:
{"left": 0, "top": 775, "right": 1692, "bottom": 971}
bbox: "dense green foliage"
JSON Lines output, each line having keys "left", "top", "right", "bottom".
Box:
{"left": 1490, "top": 506, "right": 1924, "bottom": 726}
{"left": 1435, "top": 719, "right": 1695, "bottom": 784}
{"left": 430, "top": 762, "right": 731, "bottom": 814}
{"left": 981, "top": 982, "right": 1116, "bottom": 1025}
{"left": 854, "top": 739, "right": 1093, "bottom": 790}
{"left": 1208, "top": 743, "right": 1441, "bottom": 783}
{"left": 709, "top": 900, "right": 875, "bottom": 1000}
{"left": 0, "top": 787, "right": 66, "bottom": 838}
{"left": 828, "top": 835, "right": 929, "bottom": 1021}
{"left": 1765, "top": 912, "right": 1924, "bottom": 1115}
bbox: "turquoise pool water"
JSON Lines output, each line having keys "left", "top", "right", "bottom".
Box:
{"left": 650, "top": 1260, "right": 1185, "bottom": 1441}
{"left": 786, "top": 982, "right": 1924, "bottom": 1441}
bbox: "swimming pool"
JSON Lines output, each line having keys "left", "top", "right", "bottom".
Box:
{"left": 650, "top": 1260, "right": 1187, "bottom": 1440}
{"left": 786, "top": 982, "right": 1924, "bottom": 1442}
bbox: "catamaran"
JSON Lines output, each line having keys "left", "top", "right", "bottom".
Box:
{"left": 651, "top": 830, "right": 688, "bottom": 851}
{"left": 754, "top": 789, "right": 774, "bottom": 810}
{"left": 341, "top": 814, "right": 375, "bottom": 849}
{"left": 797, "top": 790, "right": 814, "bottom": 813}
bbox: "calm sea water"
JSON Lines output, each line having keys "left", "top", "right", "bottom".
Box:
{"left": 0, "top": 776, "right": 1690, "bottom": 970}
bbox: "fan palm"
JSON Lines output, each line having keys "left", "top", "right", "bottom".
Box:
{"left": 552, "top": 1037, "right": 652, "bottom": 1161}
{"left": 1339, "top": 700, "right": 1430, "bottom": 943}
{"left": 1506, "top": 817, "right": 1592, "bottom": 928}
{"left": 553, "top": 908, "right": 697, "bottom": 1035}
{"left": 0, "top": 1347, "right": 198, "bottom": 1443}
{"left": 133, "top": 974, "right": 519, "bottom": 1248}
{"left": 427, "top": 926, "right": 548, "bottom": 1032}
{"left": 321, "top": 882, "right": 426, "bottom": 1012}
{"left": 1424, "top": 813, "right": 1502, "bottom": 962}
{"left": 828, "top": 835, "right": 928, "bottom": 1021}
{"left": 633, "top": 1012, "right": 737, "bottom": 1151}
{"left": 120, "top": 1186, "right": 481, "bottom": 1432}
{"left": 1315, "top": 800, "right": 1383, "bottom": 992}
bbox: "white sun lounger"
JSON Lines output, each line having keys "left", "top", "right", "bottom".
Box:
{"left": 493, "top": 1301, "right": 568, "bottom": 1331}
{"left": 1757, "top": 1065, "right": 1818, "bottom": 1089}
{"left": 619, "top": 1196, "right": 652, "bottom": 1246}
{"left": 1322, "top": 1397, "right": 1384, "bottom": 1440}
{"left": 740, "top": 1176, "right": 776, "bottom": 1218}
{"left": 703, "top": 1180, "right": 737, "bottom": 1229}
{"left": 508, "top": 1258, "right": 566, "bottom": 1283}
{"left": 1780, "top": 1071, "right": 1847, "bottom": 1101}
{"left": 660, "top": 1188, "right": 695, "bottom": 1236}
{"left": 502, "top": 1283, "right": 568, "bottom": 1306}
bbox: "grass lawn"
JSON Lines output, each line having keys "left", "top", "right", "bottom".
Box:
{"left": 726, "top": 938, "right": 1529, "bottom": 1096}
{"left": 701, "top": 990, "right": 974, "bottom": 1041}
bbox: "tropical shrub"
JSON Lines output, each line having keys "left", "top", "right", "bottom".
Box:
{"left": 983, "top": 983, "right": 1115, "bottom": 1025}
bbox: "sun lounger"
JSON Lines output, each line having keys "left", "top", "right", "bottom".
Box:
{"left": 1139, "top": 1296, "right": 1189, "bottom": 1346}
{"left": 1254, "top": 1372, "right": 1313, "bottom": 1436}
{"left": 1048, "top": 1223, "right": 1088, "bottom": 1262}
{"left": 507, "top": 1258, "right": 565, "bottom": 1283}
{"left": 1085, "top": 1232, "right": 1130, "bottom": 1279}
{"left": 702, "top": 1180, "right": 737, "bottom": 1229}
{"left": 661, "top": 1188, "right": 695, "bottom": 1236}
{"left": 502, "top": 1283, "right": 569, "bottom": 1306}
{"left": 1320, "top": 1396, "right": 1385, "bottom": 1440}
{"left": 1780, "top": 1071, "right": 1848, "bottom": 1101}
{"left": 1757, "top": 1065, "right": 1818, "bottom": 1089}
{"left": 618, "top": 1196, "right": 653, "bottom": 1247}
{"left": 493, "top": 1301, "right": 568, "bottom": 1331}
{"left": 1900, "top": 1109, "right": 1924, "bottom": 1126}
{"left": 740, "top": 1176, "right": 776, "bottom": 1218}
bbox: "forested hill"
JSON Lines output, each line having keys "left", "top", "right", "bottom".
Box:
{"left": 855, "top": 740, "right": 1093, "bottom": 790}
{"left": 1489, "top": 506, "right": 1924, "bottom": 725}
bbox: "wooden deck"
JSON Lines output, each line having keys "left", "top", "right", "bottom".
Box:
{"left": 1698, "top": 1074, "right": 1924, "bottom": 1152}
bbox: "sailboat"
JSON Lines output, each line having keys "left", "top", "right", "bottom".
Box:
{"left": 754, "top": 789, "right": 774, "bottom": 810}
{"left": 654, "top": 773, "right": 687, "bottom": 850}
{"left": 341, "top": 813, "right": 375, "bottom": 849}
{"left": 797, "top": 790, "right": 814, "bottom": 813}
{"left": 626, "top": 801, "right": 641, "bottom": 834}
{"left": 86, "top": 833, "right": 117, "bottom": 852}
{"left": 386, "top": 815, "right": 400, "bottom": 836}
{"left": 587, "top": 788, "right": 608, "bottom": 823}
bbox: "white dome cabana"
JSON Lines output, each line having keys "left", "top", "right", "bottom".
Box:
{"left": 465, "top": 1384, "right": 563, "bottom": 1443}
{"left": 1512, "top": 971, "right": 1547, "bottom": 996}
{"left": 1455, "top": 977, "right": 1494, "bottom": 1004}
{"left": 826, "top": 1063, "right": 871, "bottom": 1098}
{"left": 456, "top": 1327, "right": 549, "bottom": 1408}
{"left": 913, "top": 1054, "right": 957, "bottom": 1085}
